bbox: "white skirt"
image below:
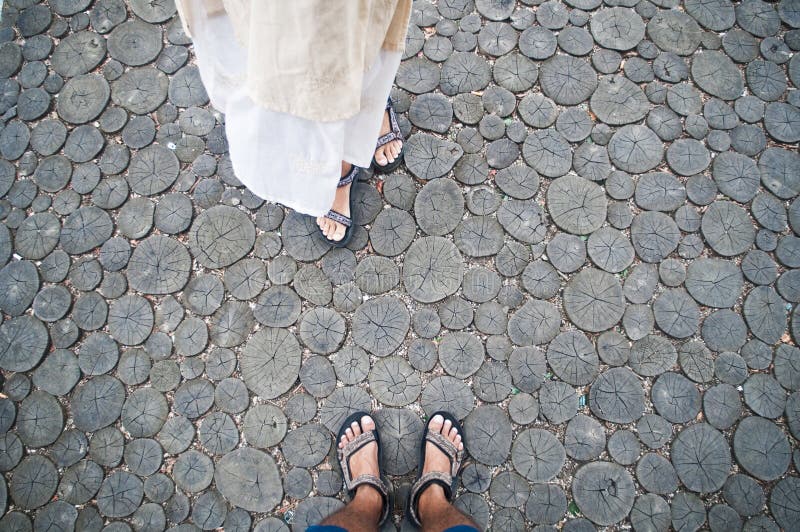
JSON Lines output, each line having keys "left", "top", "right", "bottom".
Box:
{"left": 186, "top": 2, "right": 402, "bottom": 216}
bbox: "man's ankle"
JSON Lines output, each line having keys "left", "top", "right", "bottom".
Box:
{"left": 354, "top": 484, "right": 383, "bottom": 506}
{"left": 417, "top": 484, "right": 447, "bottom": 520}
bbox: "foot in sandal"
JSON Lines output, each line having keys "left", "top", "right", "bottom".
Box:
{"left": 408, "top": 412, "right": 480, "bottom": 531}
{"left": 338, "top": 415, "right": 382, "bottom": 502}
{"left": 372, "top": 98, "right": 404, "bottom": 174}
{"left": 320, "top": 412, "right": 391, "bottom": 528}
{"left": 316, "top": 162, "right": 358, "bottom": 246}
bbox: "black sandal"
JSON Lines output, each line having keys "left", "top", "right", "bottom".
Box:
{"left": 372, "top": 97, "right": 404, "bottom": 174}
{"left": 337, "top": 411, "right": 392, "bottom": 526}
{"left": 321, "top": 164, "right": 359, "bottom": 248}
{"left": 407, "top": 411, "right": 466, "bottom": 528}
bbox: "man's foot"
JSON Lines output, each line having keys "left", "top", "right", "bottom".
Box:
{"left": 339, "top": 415, "right": 384, "bottom": 506}
{"left": 417, "top": 415, "right": 464, "bottom": 511}
{"left": 316, "top": 162, "right": 353, "bottom": 242}
{"left": 323, "top": 414, "right": 390, "bottom": 528}
{"left": 374, "top": 108, "right": 403, "bottom": 167}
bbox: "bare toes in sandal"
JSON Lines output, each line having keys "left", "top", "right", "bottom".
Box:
{"left": 373, "top": 98, "right": 404, "bottom": 174}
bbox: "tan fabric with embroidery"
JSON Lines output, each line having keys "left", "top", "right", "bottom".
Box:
{"left": 175, "top": 0, "right": 411, "bottom": 122}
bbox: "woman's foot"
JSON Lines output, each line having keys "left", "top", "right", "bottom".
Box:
{"left": 338, "top": 415, "right": 384, "bottom": 509}
{"left": 417, "top": 415, "right": 464, "bottom": 514}
{"left": 316, "top": 162, "right": 353, "bottom": 242}
{"left": 374, "top": 108, "right": 403, "bottom": 167}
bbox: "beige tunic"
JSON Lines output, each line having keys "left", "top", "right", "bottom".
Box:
{"left": 175, "top": 0, "right": 412, "bottom": 122}
{"left": 175, "top": 0, "right": 406, "bottom": 216}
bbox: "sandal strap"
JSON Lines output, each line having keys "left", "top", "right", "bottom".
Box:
{"left": 338, "top": 165, "right": 359, "bottom": 188}
{"left": 409, "top": 472, "right": 454, "bottom": 527}
{"left": 348, "top": 474, "right": 388, "bottom": 498}
{"left": 426, "top": 431, "right": 463, "bottom": 477}
{"left": 340, "top": 431, "right": 376, "bottom": 463}
{"left": 325, "top": 209, "right": 352, "bottom": 227}
{"left": 376, "top": 130, "right": 401, "bottom": 148}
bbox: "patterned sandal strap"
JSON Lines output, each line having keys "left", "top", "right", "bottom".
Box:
{"left": 425, "top": 431, "right": 464, "bottom": 477}
{"left": 349, "top": 473, "right": 389, "bottom": 498}
{"left": 338, "top": 165, "right": 359, "bottom": 188}
{"left": 376, "top": 130, "right": 401, "bottom": 148}
{"left": 409, "top": 471, "right": 454, "bottom": 527}
{"left": 325, "top": 209, "right": 352, "bottom": 227}
{"left": 339, "top": 431, "right": 376, "bottom": 468}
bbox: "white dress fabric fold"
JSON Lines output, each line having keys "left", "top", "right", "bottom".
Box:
{"left": 184, "top": 0, "right": 402, "bottom": 216}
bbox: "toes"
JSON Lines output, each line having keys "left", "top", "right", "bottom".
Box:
{"left": 325, "top": 221, "right": 343, "bottom": 242}
{"left": 442, "top": 418, "right": 453, "bottom": 436}
{"left": 316, "top": 216, "right": 324, "bottom": 230}
{"left": 429, "top": 414, "right": 444, "bottom": 434}
{"left": 333, "top": 224, "right": 346, "bottom": 242}
{"left": 322, "top": 218, "right": 342, "bottom": 240}
{"left": 449, "top": 426, "right": 459, "bottom": 441}
{"left": 351, "top": 421, "right": 362, "bottom": 437}
{"left": 361, "top": 415, "right": 375, "bottom": 432}
{"left": 322, "top": 218, "right": 335, "bottom": 236}
{"left": 345, "top": 427, "right": 354, "bottom": 441}
{"left": 375, "top": 148, "right": 388, "bottom": 165}
{"left": 391, "top": 141, "right": 401, "bottom": 159}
